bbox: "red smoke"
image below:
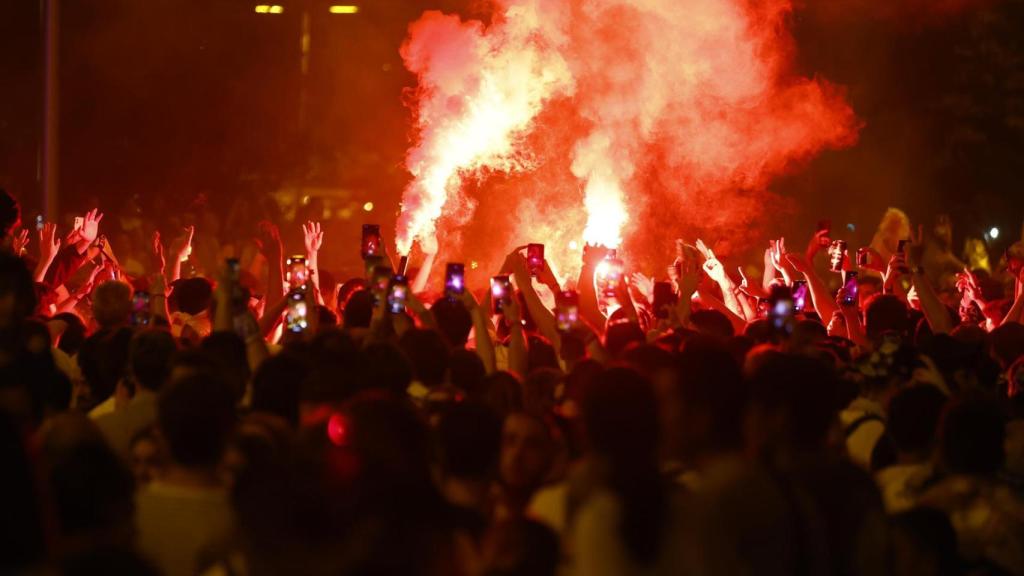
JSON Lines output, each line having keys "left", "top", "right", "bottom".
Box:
{"left": 397, "top": 0, "right": 860, "bottom": 281}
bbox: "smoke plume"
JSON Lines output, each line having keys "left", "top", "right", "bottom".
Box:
{"left": 397, "top": 0, "right": 860, "bottom": 275}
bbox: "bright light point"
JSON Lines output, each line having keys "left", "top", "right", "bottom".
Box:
{"left": 568, "top": 240, "right": 579, "bottom": 251}
{"left": 989, "top": 227, "right": 1000, "bottom": 239}
{"left": 269, "top": 5, "right": 283, "bottom": 13}
{"left": 327, "top": 413, "right": 347, "bottom": 446}
{"left": 595, "top": 260, "right": 610, "bottom": 278}
{"left": 470, "top": 261, "right": 479, "bottom": 270}
{"left": 329, "top": 5, "right": 359, "bottom": 14}
{"left": 363, "top": 202, "right": 374, "bottom": 212}
{"left": 254, "top": 5, "right": 269, "bottom": 13}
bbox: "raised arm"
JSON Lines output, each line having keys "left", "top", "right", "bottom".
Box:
{"left": 786, "top": 252, "right": 838, "bottom": 322}
{"left": 411, "top": 233, "right": 438, "bottom": 295}
{"left": 908, "top": 226, "right": 952, "bottom": 334}
{"left": 34, "top": 222, "right": 61, "bottom": 283}
{"left": 461, "top": 288, "right": 497, "bottom": 374}
{"left": 303, "top": 221, "right": 325, "bottom": 306}
{"left": 166, "top": 225, "right": 195, "bottom": 283}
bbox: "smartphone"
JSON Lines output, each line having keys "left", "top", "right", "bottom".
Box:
{"left": 491, "top": 275, "right": 512, "bottom": 314}
{"left": 829, "top": 240, "right": 847, "bottom": 273}
{"left": 363, "top": 255, "right": 384, "bottom": 280}
{"left": 596, "top": 252, "right": 623, "bottom": 299}
{"left": 361, "top": 224, "right": 382, "bottom": 259}
{"left": 285, "top": 290, "right": 308, "bottom": 333}
{"left": 556, "top": 290, "right": 580, "bottom": 332}
{"left": 841, "top": 271, "right": 859, "bottom": 306}
{"left": 286, "top": 256, "right": 308, "bottom": 290}
{"left": 397, "top": 255, "right": 409, "bottom": 276}
{"left": 387, "top": 275, "right": 409, "bottom": 314}
{"left": 445, "top": 263, "right": 465, "bottom": 299}
{"left": 73, "top": 216, "right": 84, "bottom": 232}
{"left": 526, "top": 244, "right": 545, "bottom": 277}
{"left": 35, "top": 214, "right": 44, "bottom": 232}
{"left": 768, "top": 285, "right": 794, "bottom": 334}
{"left": 131, "top": 291, "right": 151, "bottom": 326}
{"left": 792, "top": 280, "right": 809, "bottom": 313}
{"left": 897, "top": 239, "right": 908, "bottom": 254}
{"left": 226, "top": 258, "right": 248, "bottom": 314}
{"left": 856, "top": 248, "right": 869, "bottom": 267}
{"left": 372, "top": 266, "right": 393, "bottom": 294}
{"left": 652, "top": 281, "right": 677, "bottom": 319}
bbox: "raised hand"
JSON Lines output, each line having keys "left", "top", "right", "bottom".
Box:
{"left": 696, "top": 239, "right": 728, "bottom": 284}
{"left": 12, "top": 228, "right": 29, "bottom": 255}
{"left": 630, "top": 272, "right": 654, "bottom": 305}
{"left": 80, "top": 208, "right": 104, "bottom": 245}
{"left": 784, "top": 252, "right": 811, "bottom": 275}
{"left": 538, "top": 258, "right": 561, "bottom": 291}
{"left": 303, "top": 221, "right": 324, "bottom": 255}
{"left": 38, "top": 222, "right": 60, "bottom": 263}
{"left": 152, "top": 230, "right": 166, "bottom": 273}
{"left": 582, "top": 243, "right": 611, "bottom": 267}
{"left": 256, "top": 221, "right": 282, "bottom": 256}
{"left": 170, "top": 225, "right": 195, "bottom": 263}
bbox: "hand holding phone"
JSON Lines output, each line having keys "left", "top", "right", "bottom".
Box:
{"left": 526, "top": 244, "right": 544, "bottom": 277}
{"left": 840, "top": 271, "right": 858, "bottom": 307}
{"left": 361, "top": 224, "right": 382, "bottom": 260}
{"left": 792, "top": 280, "right": 809, "bottom": 313}
{"left": 388, "top": 275, "right": 409, "bottom": 314}
{"left": 829, "top": 240, "right": 847, "bottom": 273}
{"left": 491, "top": 275, "right": 512, "bottom": 314}
{"left": 556, "top": 290, "right": 580, "bottom": 333}
{"left": 286, "top": 256, "right": 308, "bottom": 290}
{"left": 285, "top": 289, "right": 309, "bottom": 333}
{"left": 131, "top": 291, "right": 151, "bottom": 326}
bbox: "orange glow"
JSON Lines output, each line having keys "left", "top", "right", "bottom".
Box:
{"left": 363, "top": 201, "right": 374, "bottom": 212}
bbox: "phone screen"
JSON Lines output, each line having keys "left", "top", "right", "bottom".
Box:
{"left": 491, "top": 275, "right": 512, "bottom": 314}
{"left": 652, "top": 281, "right": 677, "bottom": 319}
{"left": 596, "top": 257, "right": 623, "bottom": 298}
{"left": 286, "top": 256, "right": 308, "bottom": 290}
{"left": 527, "top": 244, "right": 544, "bottom": 277}
{"left": 829, "top": 240, "right": 847, "bottom": 272}
{"left": 792, "top": 280, "right": 809, "bottom": 312}
{"left": 388, "top": 275, "right": 409, "bottom": 314}
{"left": 285, "top": 291, "right": 308, "bottom": 333}
{"left": 445, "top": 263, "right": 465, "bottom": 299}
{"left": 841, "top": 271, "right": 859, "bottom": 306}
{"left": 361, "top": 224, "right": 381, "bottom": 259}
{"left": 131, "top": 291, "right": 151, "bottom": 326}
{"left": 556, "top": 291, "right": 580, "bottom": 332}
{"left": 857, "top": 248, "right": 869, "bottom": 267}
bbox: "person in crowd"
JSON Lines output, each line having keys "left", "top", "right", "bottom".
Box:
{"left": 3, "top": 183, "right": 1024, "bottom": 575}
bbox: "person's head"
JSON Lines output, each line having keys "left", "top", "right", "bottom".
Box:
{"left": 170, "top": 277, "right": 213, "bottom": 316}
{"left": 200, "top": 331, "right": 249, "bottom": 403}
{"left": 690, "top": 309, "right": 735, "bottom": 340}
{"left": 0, "top": 188, "right": 21, "bottom": 241}
{"left": 92, "top": 280, "right": 133, "bottom": 328}
{"left": 399, "top": 328, "right": 450, "bottom": 388}
{"left": 342, "top": 289, "right": 373, "bottom": 329}
{"left": 129, "top": 426, "right": 165, "bottom": 486}
{"left": 128, "top": 329, "right": 177, "bottom": 393}
{"left": 431, "top": 297, "right": 473, "bottom": 348}
{"left": 479, "top": 371, "right": 524, "bottom": 419}
{"left": 448, "top": 348, "right": 486, "bottom": 397}
{"left": 158, "top": 371, "right": 236, "bottom": 469}
{"left": 937, "top": 394, "right": 1005, "bottom": 477}
{"left": 604, "top": 320, "right": 646, "bottom": 359}
{"left": 864, "top": 294, "right": 910, "bottom": 342}
{"left": 77, "top": 327, "right": 133, "bottom": 408}
{"left": 356, "top": 341, "right": 414, "bottom": 397}
{"left": 37, "top": 414, "right": 134, "bottom": 541}
{"left": 0, "top": 253, "right": 36, "bottom": 329}
{"left": 436, "top": 402, "right": 502, "bottom": 482}
{"left": 746, "top": 351, "right": 840, "bottom": 454}
{"left": 672, "top": 336, "right": 746, "bottom": 462}
{"left": 53, "top": 312, "right": 87, "bottom": 357}
{"left": 990, "top": 321, "right": 1024, "bottom": 370}
{"left": 500, "top": 412, "right": 554, "bottom": 496}
{"left": 252, "top": 352, "right": 306, "bottom": 427}
{"left": 886, "top": 385, "right": 947, "bottom": 460}
{"left": 522, "top": 368, "right": 561, "bottom": 417}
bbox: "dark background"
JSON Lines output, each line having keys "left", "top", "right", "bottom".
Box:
{"left": 1, "top": 0, "right": 1022, "bottom": 273}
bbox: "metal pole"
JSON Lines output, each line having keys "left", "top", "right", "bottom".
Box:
{"left": 42, "top": 0, "right": 59, "bottom": 219}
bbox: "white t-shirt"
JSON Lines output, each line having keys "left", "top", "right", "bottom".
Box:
{"left": 136, "top": 482, "right": 233, "bottom": 576}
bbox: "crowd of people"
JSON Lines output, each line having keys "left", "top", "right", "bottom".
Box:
{"left": 1, "top": 185, "right": 1023, "bottom": 576}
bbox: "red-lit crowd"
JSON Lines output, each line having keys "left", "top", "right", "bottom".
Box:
{"left": 1, "top": 187, "right": 1023, "bottom": 576}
